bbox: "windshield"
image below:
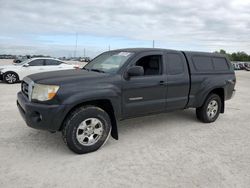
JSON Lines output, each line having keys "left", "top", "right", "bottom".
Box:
{"left": 17, "top": 59, "right": 32, "bottom": 65}
{"left": 84, "top": 51, "right": 134, "bottom": 73}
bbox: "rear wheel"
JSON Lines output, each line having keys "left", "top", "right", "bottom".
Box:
{"left": 196, "top": 94, "right": 222, "bottom": 123}
{"left": 3, "top": 72, "right": 19, "bottom": 84}
{"left": 62, "top": 106, "right": 111, "bottom": 154}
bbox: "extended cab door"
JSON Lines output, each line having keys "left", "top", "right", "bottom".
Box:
{"left": 165, "top": 52, "right": 190, "bottom": 110}
{"left": 122, "top": 52, "right": 167, "bottom": 118}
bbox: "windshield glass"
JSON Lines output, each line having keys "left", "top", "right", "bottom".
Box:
{"left": 85, "top": 51, "right": 134, "bottom": 73}
{"left": 17, "top": 59, "right": 32, "bottom": 65}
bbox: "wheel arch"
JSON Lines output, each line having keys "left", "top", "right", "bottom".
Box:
{"left": 60, "top": 99, "right": 119, "bottom": 140}
{"left": 202, "top": 88, "right": 225, "bottom": 113}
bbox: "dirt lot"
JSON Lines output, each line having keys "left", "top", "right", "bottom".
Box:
{"left": 0, "top": 60, "right": 250, "bottom": 187}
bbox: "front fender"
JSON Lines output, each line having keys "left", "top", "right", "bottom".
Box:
{"left": 61, "top": 88, "right": 122, "bottom": 119}
{"left": 60, "top": 88, "right": 121, "bottom": 140}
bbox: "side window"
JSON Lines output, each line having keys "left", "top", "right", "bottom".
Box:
{"left": 166, "top": 53, "right": 184, "bottom": 75}
{"left": 192, "top": 56, "right": 213, "bottom": 71}
{"left": 213, "top": 57, "right": 229, "bottom": 71}
{"left": 45, "top": 59, "right": 61, "bottom": 66}
{"left": 28, "top": 59, "right": 44, "bottom": 66}
{"left": 135, "top": 55, "right": 162, "bottom": 76}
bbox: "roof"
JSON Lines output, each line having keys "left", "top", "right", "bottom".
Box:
{"left": 183, "top": 51, "right": 227, "bottom": 58}
{"left": 30, "top": 57, "right": 62, "bottom": 61}
{"left": 110, "top": 48, "right": 222, "bottom": 57}
{"left": 110, "top": 48, "right": 177, "bottom": 53}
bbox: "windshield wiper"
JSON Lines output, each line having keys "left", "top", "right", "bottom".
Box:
{"left": 82, "top": 67, "right": 89, "bottom": 71}
{"left": 90, "top": 68, "right": 105, "bottom": 73}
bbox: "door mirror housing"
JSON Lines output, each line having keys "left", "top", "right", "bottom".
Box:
{"left": 126, "top": 66, "right": 144, "bottom": 78}
{"left": 23, "top": 64, "right": 29, "bottom": 67}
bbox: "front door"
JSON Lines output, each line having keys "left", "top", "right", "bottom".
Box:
{"left": 122, "top": 52, "right": 167, "bottom": 118}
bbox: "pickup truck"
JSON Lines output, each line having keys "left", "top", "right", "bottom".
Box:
{"left": 17, "top": 48, "right": 236, "bottom": 154}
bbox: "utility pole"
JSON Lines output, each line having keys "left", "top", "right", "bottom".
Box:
{"left": 152, "top": 40, "right": 155, "bottom": 48}
{"left": 84, "top": 48, "right": 86, "bottom": 57}
{"left": 74, "top": 32, "right": 78, "bottom": 58}
{"left": 108, "top": 45, "right": 110, "bottom": 51}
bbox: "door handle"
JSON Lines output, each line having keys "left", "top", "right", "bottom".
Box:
{"left": 159, "top": 81, "right": 165, "bottom": 85}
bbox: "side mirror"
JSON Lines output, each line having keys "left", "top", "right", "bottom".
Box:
{"left": 126, "top": 66, "right": 144, "bottom": 78}
{"left": 23, "top": 64, "right": 29, "bottom": 67}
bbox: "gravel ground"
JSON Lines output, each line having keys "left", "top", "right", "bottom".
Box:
{"left": 0, "top": 59, "right": 250, "bottom": 187}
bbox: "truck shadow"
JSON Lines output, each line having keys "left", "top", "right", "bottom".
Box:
{"left": 118, "top": 109, "right": 197, "bottom": 135}
{"left": 19, "top": 109, "right": 198, "bottom": 155}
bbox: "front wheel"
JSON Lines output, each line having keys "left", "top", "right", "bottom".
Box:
{"left": 196, "top": 94, "right": 222, "bottom": 123}
{"left": 3, "top": 72, "right": 19, "bottom": 84}
{"left": 62, "top": 106, "right": 111, "bottom": 154}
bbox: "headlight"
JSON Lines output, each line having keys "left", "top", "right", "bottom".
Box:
{"left": 31, "top": 84, "right": 60, "bottom": 101}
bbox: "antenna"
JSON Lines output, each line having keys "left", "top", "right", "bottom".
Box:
{"left": 74, "top": 32, "right": 78, "bottom": 58}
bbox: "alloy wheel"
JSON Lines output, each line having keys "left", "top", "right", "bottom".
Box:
{"left": 76, "top": 118, "right": 104, "bottom": 146}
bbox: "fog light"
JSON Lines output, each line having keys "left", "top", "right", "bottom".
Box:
{"left": 31, "top": 111, "right": 42, "bottom": 122}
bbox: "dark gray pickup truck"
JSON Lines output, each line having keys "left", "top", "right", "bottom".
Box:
{"left": 17, "top": 48, "right": 236, "bottom": 154}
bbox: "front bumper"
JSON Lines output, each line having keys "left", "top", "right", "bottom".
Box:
{"left": 17, "top": 91, "right": 69, "bottom": 131}
{"left": 0, "top": 72, "right": 3, "bottom": 81}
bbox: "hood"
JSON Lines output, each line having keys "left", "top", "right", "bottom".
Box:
{"left": 27, "top": 69, "right": 109, "bottom": 85}
{"left": 0, "top": 64, "right": 21, "bottom": 69}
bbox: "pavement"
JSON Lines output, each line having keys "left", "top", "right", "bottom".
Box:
{"left": 0, "top": 60, "right": 249, "bottom": 188}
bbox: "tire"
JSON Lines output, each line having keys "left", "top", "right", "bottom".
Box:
{"left": 62, "top": 106, "right": 111, "bottom": 154}
{"left": 196, "top": 94, "right": 222, "bottom": 123}
{"left": 3, "top": 72, "right": 19, "bottom": 84}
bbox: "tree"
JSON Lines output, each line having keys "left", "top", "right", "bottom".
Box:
{"left": 219, "top": 49, "right": 226, "bottom": 54}
{"left": 216, "top": 49, "right": 250, "bottom": 62}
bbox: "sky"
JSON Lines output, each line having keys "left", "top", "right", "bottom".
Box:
{"left": 0, "top": 0, "right": 250, "bottom": 58}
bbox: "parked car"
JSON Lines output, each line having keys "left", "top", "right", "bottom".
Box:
{"left": 0, "top": 58, "right": 77, "bottom": 84}
{"left": 17, "top": 48, "right": 236, "bottom": 154}
{"left": 232, "top": 63, "right": 241, "bottom": 70}
{"left": 238, "top": 63, "right": 245, "bottom": 70}
{"left": 80, "top": 57, "right": 91, "bottom": 63}
{"left": 13, "top": 55, "right": 31, "bottom": 64}
{"left": 244, "top": 63, "right": 250, "bottom": 71}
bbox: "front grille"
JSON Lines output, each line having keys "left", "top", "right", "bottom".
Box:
{"left": 21, "top": 81, "right": 29, "bottom": 98}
